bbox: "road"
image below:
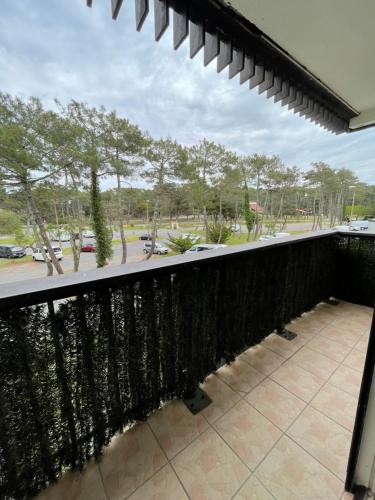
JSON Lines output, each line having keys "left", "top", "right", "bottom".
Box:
{"left": 0, "top": 222, "right": 319, "bottom": 285}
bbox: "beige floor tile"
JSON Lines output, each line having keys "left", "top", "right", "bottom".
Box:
{"left": 311, "top": 383, "right": 358, "bottom": 431}
{"left": 355, "top": 334, "right": 370, "bottom": 353}
{"left": 329, "top": 365, "right": 363, "bottom": 399}
{"left": 287, "top": 406, "right": 352, "bottom": 480}
{"left": 261, "top": 333, "right": 304, "bottom": 359}
{"left": 216, "top": 358, "right": 265, "bottom": 395}
{"left": 214, "top": 400, "right": 282, "bottom": 470}
{"left": 35, "top": 461, "right": 106, "bottom": 500}
{"left": 289, "top": 346, "right": 339, "bottom": 380}
{"left": 270, "top": 361, "right": 324, "bottom": 402}
{"left": 234, "top": 475, "right": 274, "bottom": 500}
{"left": 332, "top": 317, "right": 369, "bottom": 335}
{"left": 320, "top": 325, "right": 361, "bottom": 348}
{"left": 99, "top": 422, "right": 167, "bottom": 500}
{"left": 246, "top": 378, "right": 306, "bottom": 431}
{"left": 343, "top": 349, "right": 366, "bottom": 373}
{"left": 238, "top": 344, "right": 285, "bottom": 375}
{"left": 127, "top": 464, "right": 188, "bottom": 500}
{"left": 200, "top": 374, "right": 241, "bottom": 424}
{"left": 256, "top": 436, "right": 343, "bottom": 500}
{"left": 286, "top": 315, "right": 328, "bottom": 335}
{"left": 306, "top": 334, "right": 352, "bottom": 362}
{"left": 148, "top": 400, "right": 208, "bottom": 460}
{"left": 172, "top": 428, "right": 250, "bottom": 500}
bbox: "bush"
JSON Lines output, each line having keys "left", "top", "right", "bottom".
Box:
{"left": 208, "top": 223, "right": 232, "bottom": 244}
{"left": 166, "top": 234, "right": 196, "bottom": 254}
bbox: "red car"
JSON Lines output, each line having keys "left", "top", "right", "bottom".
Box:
{"left": 81, "top": 243, "right": 96, "bottom": 252}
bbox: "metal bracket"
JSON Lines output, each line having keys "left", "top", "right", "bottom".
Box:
{"left": 183, "top": 388, "right": 212, "bottom": 415}
{"left": 276, "top": 329, "right": 298, "bottom": 341}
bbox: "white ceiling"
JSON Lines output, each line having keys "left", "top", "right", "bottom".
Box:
{"left": 224, "top": 0, "right": 375, "bottom": 129}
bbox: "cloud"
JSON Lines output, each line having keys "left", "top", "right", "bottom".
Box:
{"left": 0, "top": 0, "right": 374, "bottom": 185}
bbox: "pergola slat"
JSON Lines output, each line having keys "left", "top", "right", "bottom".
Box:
{"left": 258, "top": 69, "right": 274, "bottom": 94}
{"left": 204, "top": 30, "right": 219, "bottom": 66}
{"left": 293, "top": 94, "right": 309, "bottom": 113}
{"left": 249, "top": 64, "right": 265, "bottom": 89}
{"left": 173, "top": 5, "right": 188, "bottom": 50}
{"left": 228, "top": 47, "right": 244, "bottom": 79}
{"left": 239, "top": 55, "right": 255, "bottom": 84}
{"left": 274, "top": 80, "right": 289, "bottom": 102}
{"left": 154, "top": 0, "right": 169, "bottom": 41}
{"left": 281, "top": 85, "right": 296, "bottom": 106}
{"left": 111, "top": 0, "right": 123, "bottom": 19}
{"left": 217, "top": 39, "right": 232, "bottom": 73}
{"left": 266, "top": 75, "right": 282, "bottom": 98}
{"left": 288, "top": 89, "right": 303, "bottom": 110}
{"left": 135, "top": 0, "right": 149, "bottom": 31}
{"left": 190, "top": 18, "right": 204, "bottom": 58}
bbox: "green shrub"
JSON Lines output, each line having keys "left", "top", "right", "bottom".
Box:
{"left": 208, "top": 224, "right": 231, "bottom": 244}
{"left": 166, "top": 234, "right": 197, "bottom": 254}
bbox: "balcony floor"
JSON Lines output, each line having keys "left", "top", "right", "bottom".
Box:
{"left": 36, "top": 300, "right": 372, "bottom": 500}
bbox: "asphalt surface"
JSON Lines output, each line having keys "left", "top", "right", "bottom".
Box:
{"left": 0, "top": 222, "right": 317, "bottom": 285}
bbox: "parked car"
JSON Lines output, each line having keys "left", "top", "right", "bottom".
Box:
{"left": 0, "top": 244, "right": 26, "bottom": 259}
{"left": 139, "top": 233, "right": 152, "bottom": 240}
{"left": 81, "top": 243, "right": 96, "bottom": 252}
{"left": 350, "top": 220, "right": 369, "bottom": 231}
{"left": 230, "top": 224, "right": 241, "bottom": 232}
{"left": 82, "top": 230, "right": 95, "bottom": 238}
{"left": 185, "top": 244, "right": 227, "bottom": 253}
{"left": 32, "top": 246, "right": 63, "bottom": 262}
{"left": 274, "top": 232, "right": 291, "bottom": 238}
{"left": 143, "top": 242, "right": 169, "bottom": 255}
{"left": 181, "top": 233, "right": 200, "bottom": 243}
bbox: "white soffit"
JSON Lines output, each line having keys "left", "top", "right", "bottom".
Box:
{"left": 223, "top": 0, "right": 375, "bottom": 130}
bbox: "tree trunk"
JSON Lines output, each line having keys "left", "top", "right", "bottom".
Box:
{"left": 30, "top": 213, "right": 53, "bottom": 276}
{"left": 144, "top": 202, "right": 158, "bottom": 260}
{"left": 116, "top": 172, "right": 127, "bottom": 264}
{"left": 203, "top": 205, "right": 209, "bottom": 243}
{"left": 24, "top": 182, "right": 64, "bottom": 274}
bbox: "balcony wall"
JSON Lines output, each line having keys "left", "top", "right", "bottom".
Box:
{"left": 0, "top": 231, "right": 374, "bottom": 499}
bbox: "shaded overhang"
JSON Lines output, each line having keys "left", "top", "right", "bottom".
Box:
{"left": 87, "top": 0, "right": 375, "bottom": 134}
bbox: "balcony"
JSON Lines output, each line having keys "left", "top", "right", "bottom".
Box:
{"left": 0, "top": 230, "right": 374, "bottom": 500}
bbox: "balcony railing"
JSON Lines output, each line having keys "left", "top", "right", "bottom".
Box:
{"left": 0, "top": 230, "right": 374, "bottom": 499}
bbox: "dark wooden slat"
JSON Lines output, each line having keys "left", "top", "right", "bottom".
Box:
{"left": 239, "top": 55, "right": 255, "bottom": 84}
{"left": 87, "top": 0, "right": 93, "bottom": 7}
{"left": 190, "top": 19, "right": 204, "bottom": 58}
{"left": 300, "top": 98, "right": 315, "bottom": 118}
{"left": 204, "top": 30, "right": 219, "bottom": 66}
{"left": 249, "top": 64, "right": 265, "bottom": 89}
{"left": 288, "top": 89, "right": 302, "bottom": 110}
{"left": 281, "top": 85, "right": 296, "bottom": 106}
{"left": 266, "top": 75, "right": 282, "bottom": 98}
{"left": 274, "top": 81, "right": 289, "bottom": 102}
{"left": 228, "top": 48, "right": 244, "bottom": 79}
{"left": 154, "top": 0, "right": 169, "bottom": 41}
{"left": 173, "top": 5, "right": 188, "bottom": 49}
{"left": 135, "top": 0, "right": 149, "bottom": 31}
{"left": 293, "top": 94, "right": 309, "bottom": 113}
{"left": 258, "top": 69, "right": 274, "bottom": 94}
{"left": 111, "top": 0, "right": 123, "bottom": 20}
{"left": 217, "top": 39, "right": 232, "bottom": 73}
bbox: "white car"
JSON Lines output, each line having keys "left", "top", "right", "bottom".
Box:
{"left": 230, "top": 224, "right": 241, "bottom": 232}
{"left": 259, "top": 235, "right": 274, "bottom": 241}
{"left": 82, "top": 230, "right": 96, "bottom": 238}
{"left": 33, "top": 246, "right": 63, "bottom": 262}
{"left": 185, "top": 244, "right": 227, "bottom": 253}
{"left": 143, "top": 242, "right": 169, "bottom": 255}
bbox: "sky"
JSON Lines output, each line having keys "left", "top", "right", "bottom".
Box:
{"left": 0, "top": 0, "right": 374, "bottom": 186}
